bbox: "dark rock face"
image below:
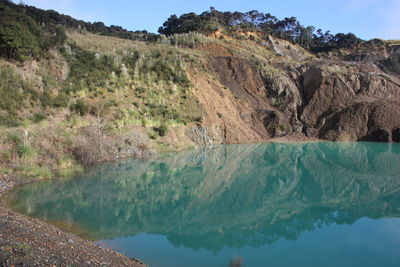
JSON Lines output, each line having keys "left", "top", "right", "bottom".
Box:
{"left": 392, "top": 128, "right": 400, "bottom": 142}
{"left": 262, "top": 40, "right": 400, "bottom": 143}
{"left": 197, "top": 40, "right": 400, "bottom": 144}
{"left": 298, "top": 56, "right": 400, "bottom": 142}
{"left": 345, "top": 40, "right": 400, "bottom": 75}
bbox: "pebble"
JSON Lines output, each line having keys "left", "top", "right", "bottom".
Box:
{"left": 0, "top": 174, "right": 145, "bottom": 266}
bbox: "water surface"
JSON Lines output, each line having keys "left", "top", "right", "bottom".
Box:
{"left": 6, "top": 142, "right": 400, "bottom": 267}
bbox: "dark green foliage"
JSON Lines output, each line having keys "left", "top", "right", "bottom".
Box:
{"left": 146, "top": 104, "right": 181, "bottom": 121}
{"left": 159, "top": 13, "right": 217, "bottom": 35}
{"left": 0, "top": 2, "right": 67, "bottom": 61}
{"left": 41, "top": 24, "right": 67, "bottom": 49}
{"left": 310, "top": 30, "right": 362, "bottom": 52}
{"left": 70, "top": 99, "right": 90, "bottom": 116}
{"left": 39, "top": 91, "right": 68, "bottom": 108}
{"left": 0, "top": 20, "right": 40, "bottom": 60}
{"left": 62, "top": 43, "right": 117, "bottom": 93}
{"left": 6, "top": 131, "right": 21, "bottom": 144}
{"left": 138, "top": 50, "right": 191, "bottom": 87}
{"left": 0, "top": 114, "right": 19, "bottom": 127}
{"left": 32, "top": 112, "right": 46, "bottom": 123}
{"left": 0, "top": 65, "right": 68, "bottom": 126}
{"left": 159, "top": 8, "right": 363, "bottom": 51}
{"left": 0, "top": 4, "right": 41, "bottom": 60}
{"left": 0, "top": 65, "right": 26, "bottom": 112}
{"left": 89, "top": 22, "right": 160, "bottom": 42}
{"left": 0, "top": 0, "right": 159, "bottom": 43}
{"left": 146, "top": 58, "right": 189, "bottom": 86}
{"left": 153, "top": 123, "right": 168, "bottom": 137}
{"left": 0, "top": 65, "right": 37, "bottom": 126}
{"left": 51, "top": 93, "right": 69, "bottom": 108}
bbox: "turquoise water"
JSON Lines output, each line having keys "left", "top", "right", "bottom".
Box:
{"left": 5, "top": 142, "right": 400, "bottom": 267}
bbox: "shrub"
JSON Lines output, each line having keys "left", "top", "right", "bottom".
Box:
{"left": 0, "top": 143, "right": 13, "bottom": 163}
{"left": 0, "top": 114, "right": 19, "bottom": 127}
{"left": 17, "top": 144, "right": 35, "bottom": 163}
{"left": 0, "top": 8, "right": 41, "bottom": 60}
{"left": 70, "top": 99, "right": 90, "bottom": 116}
{"left": 7, "top": 132, "right": 21, "bottom": 145}
{"left": 62, "top": 44, "right": 117, "bottom": 93}
{"left": 153, "top": 123, "right": 168, "bottom": 137}
{"left": 0, "top": 65, "right": 30, "bottom": 119}
{"left": 71, "top": 137, "right": 98, "bottom": 166}
{"left": 32, "top": 112, "right": 47, "bottom": 123}
{"left": 51, "top": 93, "right": 69, "bottom": 108}
{"left": 168, "top": 32, "right": 209, "bottom": 48}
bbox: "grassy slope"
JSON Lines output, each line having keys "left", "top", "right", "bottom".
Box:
{"left": 0, "top": 31, "right": 205, "bottom": 177}
{"left": 0, "top": 28, "right": 345, "bottom": 178}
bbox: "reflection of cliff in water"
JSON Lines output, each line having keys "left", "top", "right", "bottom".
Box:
{"left": 7, "top": 142, "right": 400, "bottom": 251}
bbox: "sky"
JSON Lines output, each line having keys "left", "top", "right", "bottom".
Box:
{"left": 14, "top": 0, "right": 400, "bottom": 40}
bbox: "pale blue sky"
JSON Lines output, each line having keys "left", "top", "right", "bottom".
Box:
{"left": 16, "top": 0, "right": 400, "bottom": 40}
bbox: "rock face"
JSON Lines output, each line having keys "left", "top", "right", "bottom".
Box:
{"left": 300, "top": 43, "right": 400, "bottom": 141}
{"left": 192, "top": 39, "right": 400, "bottom": 143}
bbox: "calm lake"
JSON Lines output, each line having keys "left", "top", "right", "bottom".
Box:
{"left": 5, "top": 142, "right": 400, "bottom": 267}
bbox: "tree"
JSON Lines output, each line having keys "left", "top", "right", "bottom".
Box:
{"left": 334, "top": 33, "right": 362, "bottom": 48}
{"left": 157, "top": 8, "right": 364, "bottom": 52}
{"left": 90, "top": 102, "right": 109, "bottom": 156}
{"left": 0, "top": 20, "right": 39, "bottom": 60}
{"left": 298, "top": 26, "right": 314, "bottom": 49}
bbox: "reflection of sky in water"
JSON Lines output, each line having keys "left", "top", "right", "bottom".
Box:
{"left": 6, "top": 142, "right": 400, "bottom": 267}
{"left": 98, "top": 218, "right": 400, "bottom": 267}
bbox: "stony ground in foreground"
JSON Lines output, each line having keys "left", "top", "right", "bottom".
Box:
{"left": 0, "top": 174, "right": 146, "bottom": 267}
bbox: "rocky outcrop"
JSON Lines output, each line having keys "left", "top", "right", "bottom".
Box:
{"left": 195, "top": 40, "right": 400, "bottom": 144}
{"left": 299, "top": 59, "right": 400, "bottom": 142}
{"left": 345, "top": 39, "right": 400, "bottom": 75}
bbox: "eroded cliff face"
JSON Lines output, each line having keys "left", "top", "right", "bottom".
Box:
{"left": 300, "top": 41, "right": 400, "bottom": 142}
{"left": 188, "top": 38, "right": 400, "bottom": 143}
{"left": 2, "top": 31, "right": 399, "bottom": 166}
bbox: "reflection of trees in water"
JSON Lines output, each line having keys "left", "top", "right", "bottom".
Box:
{"left": 8, "top": 142, "right": 400, "bottom": 251}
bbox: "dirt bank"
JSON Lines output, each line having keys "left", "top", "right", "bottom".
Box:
{"left": 0, "top": 174, "right": 146, "bottom": 267}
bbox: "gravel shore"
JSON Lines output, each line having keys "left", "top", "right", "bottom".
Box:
{"left": 0, "top": 174, "right": 146, "bottom": 267}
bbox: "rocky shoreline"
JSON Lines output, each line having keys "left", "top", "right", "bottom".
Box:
{"left": 0, "top": 174, "right": 146, "bottom": 267}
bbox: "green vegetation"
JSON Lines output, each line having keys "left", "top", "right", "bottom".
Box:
{"left": 0, "top": 0, "right": 158, "bottom": 43}
{"left": 159, "top": 8, "right": 363, "bottom": 51}
{"left": 0, "top": 1, "right": 66, "bottom": 61}
{"left": 167, "top": 32, "right": 210, "bottom": 48}
{"left": 0, "top": 65, "right": 35, "bottom": 126}
{"left": 0, "top": 0, "right": 383, "bottom": 180}
{"left": 153, "top": 123, "right": 169, "bottom": 137}
{"left": 0, "top": 0, "right": 363, "bottom": 63}
{"left": 0, "top": 21, "right": 203, "bottom": 178}
{"left": 61, "top": 43, "right": 118, "bottom": 93}
{"left": 60, "top": 38, "right": 198, "bottom": 126}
